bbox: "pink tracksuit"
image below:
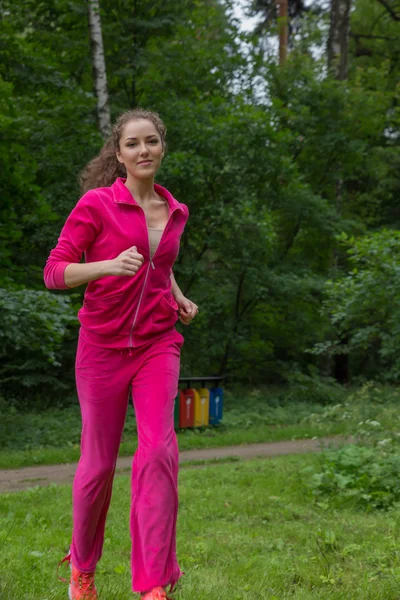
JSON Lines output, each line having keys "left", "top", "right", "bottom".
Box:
{"left": 44, "top": 178, "right": 189, "bottom": 593}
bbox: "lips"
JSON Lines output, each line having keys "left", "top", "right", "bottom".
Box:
{"left": 137, "top": 160, "right": 153, "bottom": 165}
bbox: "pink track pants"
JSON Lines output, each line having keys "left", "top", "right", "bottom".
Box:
{"left": 70, "top": 328, "right": 185, "bottom": 594}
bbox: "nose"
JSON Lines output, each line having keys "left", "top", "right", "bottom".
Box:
{"left": 139, "top": 143, "right": 149, "bottom": 155}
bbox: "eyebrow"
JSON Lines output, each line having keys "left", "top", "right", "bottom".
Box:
{"left": 124, "top": 135, "right": 159, "bottom": 141}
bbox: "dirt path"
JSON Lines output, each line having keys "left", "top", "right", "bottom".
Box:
{"left": 0, "top": 437, "right": 352, "bottom": 493}
{"left": 0, "top": 436, "right": 351, "bottom": 493}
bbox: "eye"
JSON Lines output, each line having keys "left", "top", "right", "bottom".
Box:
{"left": 149, "top": 139, "right": 159, "bottom": 144}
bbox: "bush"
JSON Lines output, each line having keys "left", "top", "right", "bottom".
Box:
{"left": 0, "top": 288, "right": 77, "bottom": 403}
{"left": 306, "top": 443, "right": 400, "bottom": 511}
{"left": 283, "top": 370, "right": 344, "bottom": 405}
{"left": 220, "top": 381, "right": 344, "bottom": 430}
{"left": 302, "top": 382, "right": 400, "bottom": 429}
{"left": 312, "top": 231, "right": 400, "bottom": 382}
{"left": 304, "top": 383, "right": 400, "bottom": 510}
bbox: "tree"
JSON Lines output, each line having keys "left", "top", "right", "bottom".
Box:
{"left": 312, "top": 231, "right": 400, "bottom": 383}
{"left": 248, "top": 0, "right": 320, "bottom": 41}
{"left": 277, "top": 0, "right": 289, "bottom": 66}
{"left": 88, "top": 0, "right": 111, "bottom": 138}
{"left": 0, "top": 0, "right": 399, "bottom": 402}
{"left": 376, "top": 0, "right": 400, "bottom": 21}
{"left": 328, "top": 0, "right": 352, "bottom": 80}
{"left": 326, "top": 0, "right": 352, "bottom": 382}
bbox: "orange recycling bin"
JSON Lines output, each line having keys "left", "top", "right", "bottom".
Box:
{"left": 179, "top": 389, "right": 195, "bottom": 428}
{"left": 194, "top": 388, "right": 209, "bottom": 427}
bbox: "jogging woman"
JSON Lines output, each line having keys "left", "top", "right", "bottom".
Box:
{"left": 44, "top": 108, "right": 198, "bottom": 600}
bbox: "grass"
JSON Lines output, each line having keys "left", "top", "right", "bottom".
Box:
{"left": 2, "top": 453, "right": 400, "bottom": 599}
{"left": 1, "top": 383, "right": 400, "bottom": 471}
{"left": 0, "top": 383, "right": 350, "bottom": 469}
{"left": 0, "top": 421, "right": 349, "bottom": 470}
{"left": 2, "top": 383, "right": 399, "bottom": 471}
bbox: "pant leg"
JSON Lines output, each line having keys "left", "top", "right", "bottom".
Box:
{"left": 130, "top": 330, "right": 184, "bottom": 593}
{"left": 71, "top": 335, "right": 131, "bottom": 572}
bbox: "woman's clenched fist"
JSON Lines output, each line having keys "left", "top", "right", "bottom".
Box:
{"left": 108, "top": 246, "right": 144, "bottom": 276}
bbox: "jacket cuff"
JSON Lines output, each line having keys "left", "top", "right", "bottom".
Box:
{"left": 50, "top": 262, "right": 71, "bottom": 290}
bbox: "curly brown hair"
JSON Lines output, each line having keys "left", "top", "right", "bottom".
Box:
{"left": 79, "top": 108, "right": 167, "bottom": 194}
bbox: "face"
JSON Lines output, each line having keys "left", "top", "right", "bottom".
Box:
{"left": 116, "top": 119, "right": 164, "bottom": 180}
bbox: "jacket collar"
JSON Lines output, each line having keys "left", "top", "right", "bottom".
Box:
{"left": 111, "top": 177, "right": 184, "bottom": 213}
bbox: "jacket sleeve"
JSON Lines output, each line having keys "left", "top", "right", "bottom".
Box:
{"left": 43, "top": 191, "right": 102, "bottom": 290}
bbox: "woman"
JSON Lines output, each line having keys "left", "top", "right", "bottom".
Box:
{"left": 44, "top": 108, "right": 198, "bottom": 600}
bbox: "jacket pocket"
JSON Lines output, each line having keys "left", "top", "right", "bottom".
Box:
{"left": 79, "top": 291, "right": 126, "bottom": 336}
{"left": 151, "top": 293, "right": 179, "bottom": 326}
{"left": 83, "top": 290, "right": 124, "bottom": 312}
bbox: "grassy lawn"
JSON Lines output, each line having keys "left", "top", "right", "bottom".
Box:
{"left": 0, "top": 421, "right": 349, "bottom": 470}
{"left": 2, "top": 453, "right": 400, "bottom": 599}
{"left": 2, "top": 383, "right": 399, "bottom": 471}
{"left": 0, "top": 385, "right": 351, "bottom": 470}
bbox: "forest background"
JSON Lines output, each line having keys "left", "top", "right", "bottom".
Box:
{"left": 1, "top": 0, "right": 400, "bottom": 409}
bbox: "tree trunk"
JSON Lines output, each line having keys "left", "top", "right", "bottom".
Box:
{"left": 88, "top": 0, "right": 111, "bottom": 139}
{"left": 276, "top": 0, "right": 289, "bottom": 66}
{"left": 328, "top": 0, "right": 352, "bottom": 384}
{"left": 327, "top": 0, "right": 351, "bottom": 80}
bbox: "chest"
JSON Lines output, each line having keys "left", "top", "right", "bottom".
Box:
{"left": 91, "top": 199, "right": 183, "bottom": 264}
{"left": 142, "top": 198, "right": 170, "bottom": 229}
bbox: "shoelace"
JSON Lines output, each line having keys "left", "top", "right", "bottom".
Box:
{"left": 57, "top": 554, "right": 95, "bottom": 593}
{"left": 73, "top": 571, "right": 96, "bottom": 592}
{"left": 57, "top": 553, "right": 72, "bottom": 584}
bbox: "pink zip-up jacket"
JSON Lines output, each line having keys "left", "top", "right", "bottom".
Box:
{"left": 44, "top": 177, "right": 189, "bottom": 349}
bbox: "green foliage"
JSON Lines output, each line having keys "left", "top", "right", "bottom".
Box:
{"left": 0, "top": 0, "right": 399, "bottom": 405}
{"left": 304, "top": 384, "right": 400, "bottom": 510}
{"left": 0, "top": 383, "right": 340, "bottom": 452}
{"left": 306, "top": 443, "right": 400, "bottom": 511}
{"left": 312, "top": 231, "right": 400, "bottom": 382}
{"left": 0, "top": 289, "right": 76, "bottom": 400}
{"left": 303, "top": 382, "right": 400, "bottom": 430}
{"left": 0, "top": 401, "right": 82, "bottom": 450}
{"left": 0, "top": 76, "right": 51, "bottom": 287}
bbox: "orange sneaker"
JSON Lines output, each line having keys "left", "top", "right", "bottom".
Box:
{"left": 140, "top": 587, "right": 171, "bottom": 600}
{"left": 69, "top": 563, "right": 97, "bottom": 600}
{"left": 58, "top": 552, "right": 98, "bottom": 600}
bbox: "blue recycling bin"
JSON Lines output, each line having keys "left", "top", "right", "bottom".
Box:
{"left": 209, "top": 386, "right": 224, "bottom": 425}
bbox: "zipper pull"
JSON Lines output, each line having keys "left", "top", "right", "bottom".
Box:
{"left": 151, "top": 259, "right": 155, "bottom": 270}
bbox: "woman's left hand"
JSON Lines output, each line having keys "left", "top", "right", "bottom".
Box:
{"left": 176, "top": 296, "right": 199, "bottom": 325}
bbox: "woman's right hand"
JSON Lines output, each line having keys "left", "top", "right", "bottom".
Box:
{"left": 62, "top": 246, "right": 145, "bottom": 288}
{"left": 108, "top": 246, "right": 144, "bottom": 276}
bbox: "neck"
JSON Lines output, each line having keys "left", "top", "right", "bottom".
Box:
{"left": 124, "top": 175, "right": 156, "bottom": 206}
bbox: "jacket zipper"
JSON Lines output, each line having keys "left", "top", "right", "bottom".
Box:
{"left": 128, "top": 206, "right": 177, "bottom": 348}
{"left": 128, "top": 260, "right": 151, "bottom": 348}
